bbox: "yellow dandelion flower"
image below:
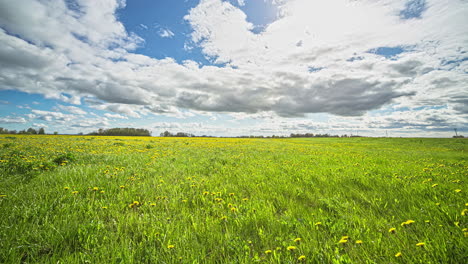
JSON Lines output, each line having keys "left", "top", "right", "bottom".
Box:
{"left": 435, "top": 203, "right": 440, "bottom": 206}
{"left": 465, "top": 203, "right": 468, "bottom": 206}
{"left": 203, "top": 191, "right": 209, "bottom": 195}
{"left": 462, "top": 228, "right": 467, "bottom": 232}
{"left": 461, "top": 209, "right": 468, "bottom": 216}
{"left": 355, "top": 240, "right": 363, "bottom": 244}
{"left": 389, "top": 227, "right": 396, "bottom": 233}
{"left": 395, "top": 252, "right": 402, "bottom": 257}
{"left": 339, "top": 238, "right": 348, "bottom": 244}
{"left": 431, "top": 184, "right": 438, "bottom": 188}
{"left": 64, "top": 187, "right": 70, "bottom": 190}
{"left": 133, "top": 201, "right": 140, "bottom": 206}
{"left": 242, "top": 198, "right": 249, "bottom": 201}
{"left": 298, "top": 255, "right": 306, "bottom": 261}
{"left": 230, "top": 207, "right": 237, "bottom": 212}
{"left": 416, "top": 242, "right": 425, "bottom": 247}
{"left": 229, "top": 193, "right": 235, "bottom": 196}
{"left": 401, "top": 220, "right": 415, "bottom": 227}
{"left": 100, "top": 191, "right": 105, "bottom": 194}
{"left": 294, "top": 238, "right": 301, "bottom": 243}
{"left": 287, "top": 246, "right": 297, "bottom": 251}
{"left": 101, "top": 206, "right": 108, "bottom": 209}
{"left": 265, "top": 250, "right": 272, "bottom": 255}
{"left": 181, "top": 199, "right": 187, "bottom": 203}
{"left": 167, "top": 245, "right": 175, "bottom": 249}
{"left": 120, "top": 185, "right": 125, "bottom": 189}
{"left": 150, "top": 203, "right": 156, "bottom": 206}
{"left": 92, "top": 187, "right": 99, "bottom": 191}
{"left": 455, "top": 189, "right": 462, "bottom": 193}
{"left": 315, "top": 222, "right": 322, "bottom": 226}
{"left": 72, "top": 191, "right": 78, "bottom": 195}
{"left": 220, "top": 215, "right": 227, "bottom": 221}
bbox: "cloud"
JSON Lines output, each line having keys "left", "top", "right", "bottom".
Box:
{"left": 31, "top": 109, "right": 76, "bottom": 124}
{"left": 237, "top": 0, "right": 245, "bottom": 7}
{"left": 57, "top": 105, "right": 87, "bottom": 115}
{"left": 0, "top": 116, "right": 27, "bottom": 124}
{"left": 158, "top": 28, "right": 175, "bottom": 38}
{"left": 71, "top": 118, "right": 109, "bottom": 128}
{"left": 0, "top": 0, "right": 466, "bottom": 135}
{"left": 104, "top": 113, "right": 128, "bottom": 119}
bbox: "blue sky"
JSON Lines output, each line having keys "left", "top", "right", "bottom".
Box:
{"left": 0, "top": 0, "right": 467, "bottom": 137}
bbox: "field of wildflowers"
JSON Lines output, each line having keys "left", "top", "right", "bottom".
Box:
{"left": 0, "top": 135, "right": 466, "bottom": 263}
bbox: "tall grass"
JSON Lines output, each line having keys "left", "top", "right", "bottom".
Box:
{"left": 0, "top": 135, "right": 466, "bottom": 263}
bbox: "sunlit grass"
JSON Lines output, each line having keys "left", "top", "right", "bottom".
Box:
{"left": 0, "top": 135, "right": 466, "bottom": 263}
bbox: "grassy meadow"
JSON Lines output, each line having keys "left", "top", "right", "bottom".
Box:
{"left": 0, "top": 135, "right": 467, "bottom": 263}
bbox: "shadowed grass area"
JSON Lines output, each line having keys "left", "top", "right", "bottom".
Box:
{"left": 0, "top": 135, "right": 467, "bottom": 263}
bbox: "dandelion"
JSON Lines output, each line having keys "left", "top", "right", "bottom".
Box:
{"left": 401, "top": 220, "right": 415, "bottom": 227}
{"left": 220, "top": 216, "right": 227, "bottom": 221}
{"left": 431, "top": 184, "right": 438, "bottom": 188}
{"left": 64, "top": 187, "right": 70, "bottom": 190}
{"left": 101, "top": 206, "right": 108, "bottom": 209}
{"left": 229, "top": 193, "right": 235, "bottom": 196}
{"left": 150, "top": 203, "right": 156, "bottom": 206}
{"left": 435, "top": 203, "right": 440, "bottom": 206}
{"left": 203, "top": 191, "right": 209, "bottom": 195}
{"left": 461, "top": 209, "right": 468, "bottom": 216}
{"left": 395, "top": 252, "right": 402, "bottom": 257}
{"left": 455, "top": 189, "right": 462, "bottom": 193}
{"left": 315, "top": 222, "right": 322, "bottom": 226}
{"left": 129, "top": 201, "right": 140, "bottom": 208}
{"left": 100, "top": 191, "right": 105, "bottom": 194}
{"left": 181, "top": 199, "right": 187, "bottom": 203}
{"left": 294, "top": 237, "right": 301, "bottom": 243}
{"left": 389, "top": 227, "right": 396, "bottom": 233}
{"left": 242, "top": 198, "right": 249, "bottom": 202}
{"left": 298, "top": 255, "right": 306, "bottom": 261}
{"left": 287, "top": 246, "right": 297, "bottom": 251}
{"left": 355, "top": 240, "right": 363, "bottom": 244}
{"left": 167, "top": 245, "right": 175, "bottom": 249}
{"left": 120, "top": 185, "right": 125, "bottom": 189}
{"left": 338, "top": 236, "right": 348, "bottom": 244}
{"left": 92, "top": 187, "right": 99, "bottom": 191}
{"left": 72, "top": 191, "right": 79, "bottom": 195}
{"left": 265, "top": 250, "right": 272, "bottom": 255}
{"left": 462, "top": 228, "right": 467, "bottom": 232}
{"left": 416, "top": 242, "right": 425, "bottom": 247}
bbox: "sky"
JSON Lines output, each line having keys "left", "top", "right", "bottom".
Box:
{"left": 0, "top": 0, "right": 467, "bottom": 137}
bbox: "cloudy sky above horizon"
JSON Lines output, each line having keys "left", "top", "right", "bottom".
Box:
{"left": 0, "top": 0, "right": 467, "bottom": 137}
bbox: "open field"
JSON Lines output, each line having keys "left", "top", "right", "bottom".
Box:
{"left": 0, "top": 135, "right": 467, "bottom": 263}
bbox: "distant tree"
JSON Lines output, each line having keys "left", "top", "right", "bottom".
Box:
{"left": 161, "top": 131, "right": 173, "bottom": 137}
{"left": 54, "top": 131, "right": 58, "bottom": 135}
{"left": 26, "top": 128, "right": 37, "bottom": 134}
{"left": 88, "top": 128, "right": 151, "bottom": 136}
{"left": 38, "top": 128, "right": 45, "bottom": 134}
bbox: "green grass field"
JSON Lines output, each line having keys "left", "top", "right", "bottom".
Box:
{"left": 0, "top": 135, "right": 466, "bottom": 263}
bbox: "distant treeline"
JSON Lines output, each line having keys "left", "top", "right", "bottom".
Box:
{"left": 160, "top": 131, "right": 194, "bottom": 137}
{"left": 0, "top": 127, "right": 47, "bottom": 135}
{"left": 88, "top": 128, "right": 151, "bottom": 136}
{"left": 290, "top": 133, "right": 363, "bottom": 138}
